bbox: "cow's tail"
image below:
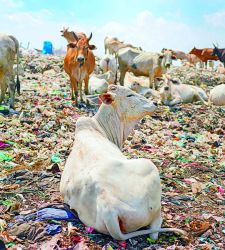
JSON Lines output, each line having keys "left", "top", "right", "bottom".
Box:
{"left": 16, "top": 45, "right": 20, "bottom": 95}
{"left": 104, "top": 210, "right": 186, "bottom": 241}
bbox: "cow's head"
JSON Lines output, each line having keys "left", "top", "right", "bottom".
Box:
{"left": 159, "top": 49, "right": 176, "bottom": 69}
{"left": 130, "top": 81, "right": 140, "bottom": 92}
{"left": 159, "top": 75, "right": 180, "bottom": 102}
{"left": 99, "top": 85, "right": 157, "bottom": 120}
{"left": 67, "top": 32, "right": 96, "bottom": 65}
{"left": 189, "top": 47, "right": 198, "bottom": 54}
{"left": 212, "top": 43, "right": 219, "bottom": 57}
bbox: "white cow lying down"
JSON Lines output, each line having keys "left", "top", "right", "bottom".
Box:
{"left": 130, "top": 81, "right": 160, "bottom": 99}
{"left": 88, "top": 71, "right": 115, "bottom": 94}
{"left": 60, "top": 85, "right": 186, "bottom": 240}
{"left": 159, "top": 76, "right": 208, "bottom": 106}
{"left": 124, "top": 72, "right": 159, "bottom": 99}
{"left": 209, "top": 84, "right": 225, "bottom": 106}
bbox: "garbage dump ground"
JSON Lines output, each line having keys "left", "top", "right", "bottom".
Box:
{"left": 0, "top": 54, "right": 224, "bottom": 249}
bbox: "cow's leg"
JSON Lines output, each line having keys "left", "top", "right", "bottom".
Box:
{"left": 205, "top": 61, "right": 207, "bottom": 69}
{"left": 168, "top": 98, "right": 182, "bottom": 106}
{"left": 69, "top": 77, "right": 75, "bottom": 100}
{"left": 148, "top": 209, "right": 162, "bottom": 240}
{"left": 195, "top": 93, "right": 208, "bottom": 105}
{"left": 119, "top": 68, "right": 126, "bottom": 86}
{"left": 8, "top": 79, "right": 16, "bottom": 109}
{"left": 70, "top": 76, "right": 78, "bottom": 103}
{"left": 78, "top": 81, "right": 83, "bottom": 102}
{"left": 149, "top": 73, "right": 155, "bottom": 89}
{"left": 0, "top": 74, "right": 7, "bottom": 104}
{"left": 84, "top": 76, "right": 89, "bottom": 95}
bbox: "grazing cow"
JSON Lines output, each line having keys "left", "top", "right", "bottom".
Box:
{"left": 104, "top": 36, "right": 120, "bottom": 54}
{"left": 61, "top": 27, "right": 86, "bottom": 44}
{"left": 211, "top": 45, "right": 225, "bottom": 67}
{"left": 60, "top": 85, "right": 186, "bottom": 240}
{"left": 118, "top": 48, "right": 176, "bottom": 89}
{"left": 168, "top": 49, "right": 187, "bottom": 61}
{"left": 0, "top": 34, "right": 20, "bottom": 108}
{"left": 189, "top": 47, "right": 218, "bottom": 68}
{"left": 209, "top": 84, "right": 225, "bottom": 106}
{"left": 104, "top": 36, "right": 141, "bottom": 57}
{"left": 88, "top": 71, "right": 116, "bottom": 94}
{"left": 64, "top": 32, "right": 96, "bottom": 102}
{"left": 159, "top": 76, "right": 208, "bottom": 106}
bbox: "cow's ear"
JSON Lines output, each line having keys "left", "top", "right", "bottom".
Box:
{"left": 172, "top": 55, "right": 177, "bottom": 60}
{"left": 89, "top": 44, "right": 97, "bottom": 50}
{"left": 99, "top": 93, "right": 114, "bottom": 105}
{"left": 67, "top": 43, "right": 76, "bottom": 48}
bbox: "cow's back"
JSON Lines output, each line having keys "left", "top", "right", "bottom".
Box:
{"left": 132, "top": 52, "right": 158, "bottom": 74}
{"left": 118, "top": 47, "right": 141, "bottom": 66}
{"left": 0, "top": 34, "right": 16, "bottom": 68}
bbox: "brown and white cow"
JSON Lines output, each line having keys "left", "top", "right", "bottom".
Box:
{"left": 60, "top": 85, "right": 186, "bottom": 240}
{"left": 64, "top": 32, "right": 96, "bottom": 102}
{"left": 61, "top": 27, "right": 86, "bottom": 44}
{"left": 189, "top": 47, "right": 218, "bottom": 68}
{"left": 0, "top": 33, "right": 20, "bottom": 108}
{"left": 118, "top": 48, "right": 176, "bottom": 89}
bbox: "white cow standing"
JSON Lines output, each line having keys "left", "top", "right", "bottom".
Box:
{"left": 118, "top": 48, "right": 176, "bottom": 89}
{"left": 159, "top": 76, "right": 208, "bottom": 106}
{"left": 0, "top": 33, "right": 20, "bottom": 108}
{"left": 60, "top": 85, "right": 186, "bottom": 240}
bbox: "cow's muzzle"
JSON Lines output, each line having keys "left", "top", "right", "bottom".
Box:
{"left": 165, "top": 63, "right": 171, "bottom": 68}
{"left": 77, "top": 56, "right": 85, "bottom": 63}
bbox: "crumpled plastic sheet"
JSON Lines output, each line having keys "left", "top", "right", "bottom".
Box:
{"left": 16, "top": 207, "right": 77, "bottom": 222}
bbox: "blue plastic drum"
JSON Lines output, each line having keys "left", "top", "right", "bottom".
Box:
{"left": 42, "top": 41, "right": 53, "bottom": 54}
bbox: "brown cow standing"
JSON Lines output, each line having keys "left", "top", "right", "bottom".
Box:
{"left": 64, "top": 32, "right": 96, "bottom": 103}
{"left": 189, "top": 47, "right": 218, "bottom": 68}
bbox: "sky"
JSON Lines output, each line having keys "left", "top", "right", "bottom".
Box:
{"left": 1, "top": 0, "right": 225, "bottom": 55}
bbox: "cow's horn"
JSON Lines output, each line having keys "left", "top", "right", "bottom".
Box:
{"left": 72, "top": 32, "right": 79, "bottom": 41}
{"left": 213, "top": 43, "right": 216, "bottom": 47}
{"left": 88, "top": 32, "right": 93, "bottom": 41}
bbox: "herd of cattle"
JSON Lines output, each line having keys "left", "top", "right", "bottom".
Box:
{"left": 1, "top": 30, "right": 225, "bottom": 241}
{"left": 0, "top": 29, "right": 225, "bottom": 109}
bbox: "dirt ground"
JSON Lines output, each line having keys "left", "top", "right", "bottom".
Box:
{"left": 0, "top": 55, "right": 224, "bottom": 249}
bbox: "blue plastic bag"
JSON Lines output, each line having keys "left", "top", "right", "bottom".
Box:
{"left": 36, "top": 208, "right": 76, "bottom": 221}
{"left": 45, "top": 224, "right": 62, "bottom": 235}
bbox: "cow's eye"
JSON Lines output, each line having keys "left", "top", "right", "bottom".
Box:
{"left": 127, "top": 94, "right": 135, "bottom": 97}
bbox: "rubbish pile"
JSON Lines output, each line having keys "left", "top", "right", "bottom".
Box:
{"left": 169, "top": 65, "right": 225, "bottom": 87}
